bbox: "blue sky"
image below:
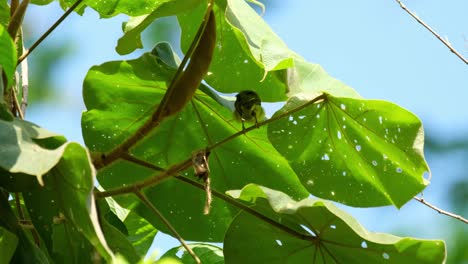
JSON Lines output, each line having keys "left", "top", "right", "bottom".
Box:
{"left": 25, "top": 0, "right": 467, "bottom": 259}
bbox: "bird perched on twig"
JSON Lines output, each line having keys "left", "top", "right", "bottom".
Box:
{"left": 234, "top": 90, "right": 265, "bottom": 130}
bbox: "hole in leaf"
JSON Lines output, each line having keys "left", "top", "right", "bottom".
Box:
{"left": 396, "top": 167, "right": 402, "bottom": 173}
{"left": 382, "top": 252, "right": 390, "bottom": 259}
{"left": 275, "top": 239, "right": 283, "bottom": 246}
{"left": 300, "top": 224, "right": 316, "bottom": 237}
{"left": 355, "top": 145, "right": 361, "bottom": 151}
{"left": 321, "top": 154, "right": 330, "bottom": 161}
{"left": 176, "top": 249, "right": 184, "bottom": 258}
{"left": 330, "top": 225, "right": 336, "bottom": 229}
{"left": 423, "top": 171, "right": 430, "bottom": 180}
{"left": 361, "top": 241, "right": 368, "bottom": 248}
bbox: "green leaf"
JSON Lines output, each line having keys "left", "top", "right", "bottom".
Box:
{"left": 123, "top": 211, "right": 158, "bottom": 257}
{"left": 116, "top": 0, "right": 203, "bottom": 55}
{"left": 101, "top": 214, "right": 140, "bottom": 262}
{"left": 0, "top": 191, "right": 49, "bottom": 263}
{"left": 178, "top": 1, "right": 360, "bottom": 102}
{"left": 0, "top": 117, "right": 68, "bottom": 185}
{"left": 82, "top": 48, "right": 308, "bottom": 241}
{"left": 0, "top": 226, "right": 18, "bottom": 263}
{"left": 225, "top": 0, "right": 294, "bottom": 72}
{"left": 31, "top": 0, "right": 55, "bottom": 5}
{"left": 160, "top": 243, "right": 224, "bottom": 264}
{"left": 88, "top": 0, "right": 200, "bottom": 17}
{"left": 225, "top": 184, "right": 446, "bottom": 264}
{"left": 0, "top": 24, "right": 17, "bottom": 88}
{"left": 23, "top": 143, "right": 115, "bottom": 262}
{"left": 0, "top": 0, "right": 9, "bottom": 28}
{"left": 285, "top": 58, "right": 360, "bottom": 99}
{"left": 268, "top": 94, "right": 430, "bottom": 208}
{"left": 178, "top": 1, "right": 288, "bottom": 102}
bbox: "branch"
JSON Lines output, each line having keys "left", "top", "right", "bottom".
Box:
{"left": 395, "top": 0, "right": 468, "bottom": 65}
{"left": 95, "top": 94, "right": 327, "bottom": 198}
{"left": 93, "top": 0, "right": 215, "bottom": 170}
{"left": 133, "top": 189, "right": 201, "bottom": 264}
{"left": 20, "top": 45, "right": 29, "bottom": 115}
{"left": 17, "top": 0, "right": 83, "bottom": 65}
{"left": 413, "top": 196, "right": 467, "bottom": 224}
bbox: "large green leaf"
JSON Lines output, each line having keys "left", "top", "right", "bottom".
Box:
{"left": 0, "top": 116, "right": 68, "bottom": 185}
{"left": 23, "top": 143, "right": 114, "bottom": 262}
{"left": 0, "top": 0, "right": 9, "bottom": 28}
{"left": 159, "top": 243, "right": 224, "bottom": 264}
{"left": 82, "top": 46, "right": 308, "bottom": 241}
{"left": 224, "top": 184, "right": 446, "bottom": 264}
{"left": 268, "top": 94, "right": 429, "bottom": 208}
{"left": 178, "top": 1, "right": 289, "bottom": 102}
{"left": 178, "top": 0, "right": 358, "bottom": 102}
{"left": 225, "top": 0, "right": 294, "bottom": 72}
{"left": 0, "top": 24, "right": 17, "bottom": 88}
{"left": 0, "top": 226, "right": 18, "bottom": 263}
{"left": 116, "top": 0, "right": 203, "bottom": 55}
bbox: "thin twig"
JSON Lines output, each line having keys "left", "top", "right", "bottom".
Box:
{"left": 17, "top": 0, "right": 83, "bottom": 65}
{"left": 20, "top": 45, "right": 29, "bottom": 115}
{"left": 14, "top": 193, "right": 25, "bottom": 219}
{"left": 395, "top": 0, "right": 468, "bottom": 65}
{"left": 11, "top": 76, "right": 24, "bottom": 119}
{"left": 133, "top": 189, "right": 201, "bottom": 264}
{"left": 413, "top": 196, "right": 467, "bottom": 224}
{"left": 95, "top": 94, "right": 327, "bottom": 198}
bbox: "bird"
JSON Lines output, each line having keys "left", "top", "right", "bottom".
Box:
{"left": 234, "top": 90, "right": 265, "bottom": 130}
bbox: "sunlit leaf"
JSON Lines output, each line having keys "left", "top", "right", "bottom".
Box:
{"left": 160, "top": 243, "right": 224, "bottom": 264}
{"left": 225, "top": 184, "right": 446, "bottom": 264}
{"left": 82, "top": 46, "right": 308, "bottom": 241}
{"left": 0, "top": 0, "right": 9, "bottom": 28}
{"left": 0, "top": 24, "right": 17, "bottom": 88}
{"left": 179, "top": 1, "right": 288, "bottom": 102}
{"left": 268, "top": 94, "right": 430, "bottom": 207}
{"left": 116, "top": 0, "right": 203, "bottom": 55}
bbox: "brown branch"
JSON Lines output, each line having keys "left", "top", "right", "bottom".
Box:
{"left": 17, "top": 0, "right": 83, "bottom": 65}
{"left": 95, "top": 94, "right": 327, "bottom": 198}
{"left": 395, "top": 0, "right": 468, "bottom": 65}
{"left": 413, "top": 196, "right": 467, "bottom": 224}
{"left": 133, "top": 189, "right": 201, "bottom": 264}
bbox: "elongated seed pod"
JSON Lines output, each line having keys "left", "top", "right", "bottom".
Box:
{"left": 156, "top": 8, "right": 216, "bottom": 120}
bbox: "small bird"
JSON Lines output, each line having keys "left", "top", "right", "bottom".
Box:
{"left": 234, "top": 90, "right": 265, "bottom": 130}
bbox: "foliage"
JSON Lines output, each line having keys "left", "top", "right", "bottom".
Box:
{"left": 0, "top": 0, "right": 451, "bottom": 263}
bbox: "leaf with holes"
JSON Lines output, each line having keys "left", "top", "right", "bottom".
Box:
{"left": 224, "top": 184, "right": 445, "bottom": 264}
{"left": 160, "top": 243, "right": 224, "bottom": 263}
{"left": 82, "top": 44, "right": 308, "bottom": 242}
{"left": 268, "top": 94, "right": 430, "bottom": 208}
